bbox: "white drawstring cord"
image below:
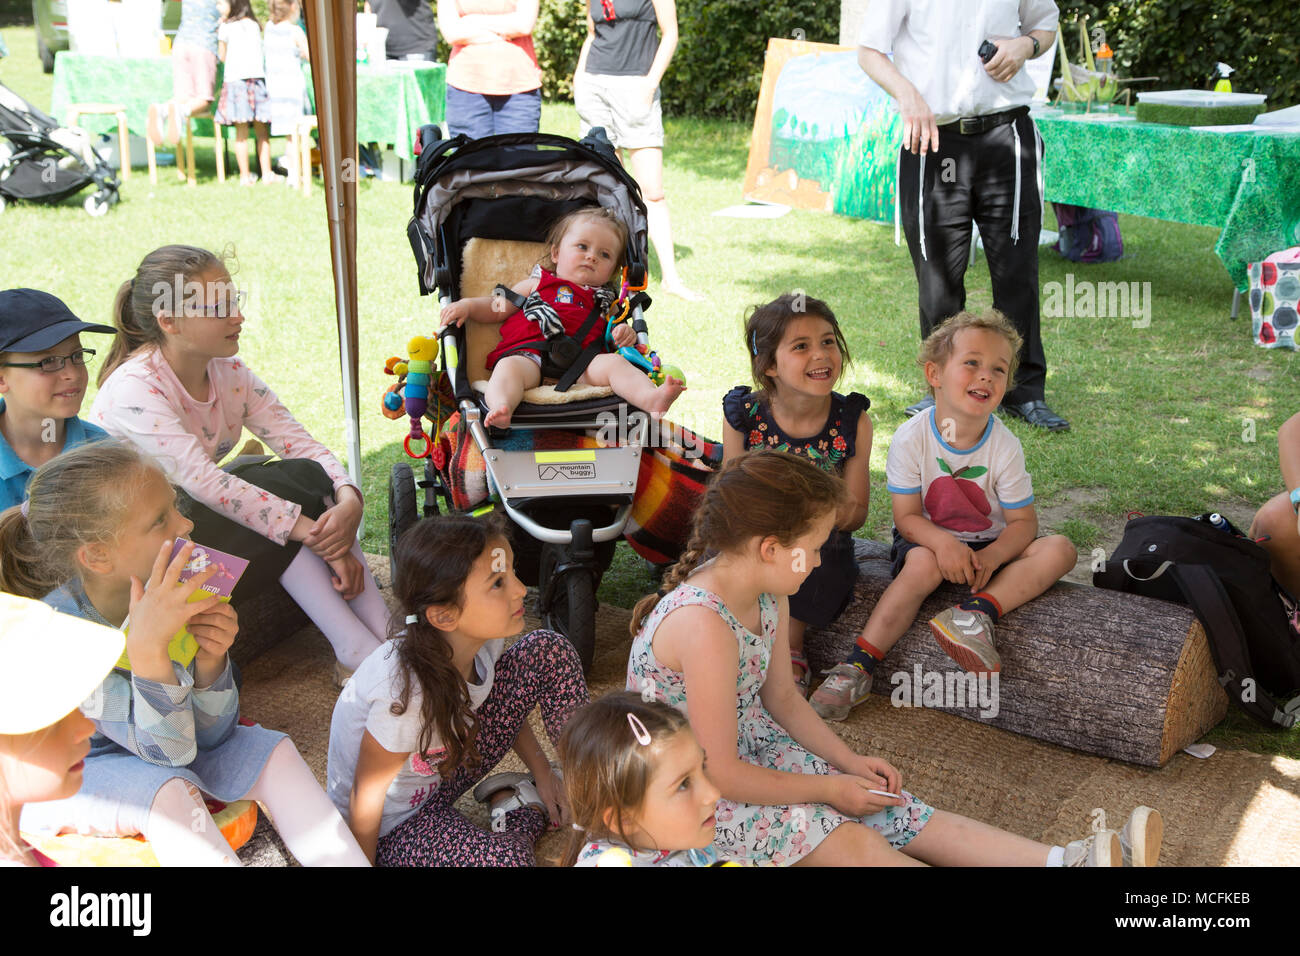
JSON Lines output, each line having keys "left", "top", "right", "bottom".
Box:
{"left": 1010, "top": 119, "right": 1022, "bottom": 243}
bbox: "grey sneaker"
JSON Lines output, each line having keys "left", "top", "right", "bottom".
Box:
{"left": 810, "top": 662, "right": 873, "bottom": 722}
{"left": 929, "top": 606, "right": 1001, "bottom": 674}
{"left": 1063, "top": 830, "right": 1123, "bottom": 867}
{"left": 1118, "top": 806, "right": 1163, "bottom": 867}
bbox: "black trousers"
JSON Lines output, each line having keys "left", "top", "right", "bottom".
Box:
{"left": 897, "top": 109, "right": 1048, "bottom": 403}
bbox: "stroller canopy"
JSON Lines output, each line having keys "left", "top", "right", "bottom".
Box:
{"left": 408, "top": 131, "right": 649, "bottom": 301}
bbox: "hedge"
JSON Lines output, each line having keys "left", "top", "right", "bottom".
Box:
{"left": 528, "top": 0, "right": 1296, "bottom": 120}
{"left": 1055, "top": 0, "right": 1297, "bottom": 111}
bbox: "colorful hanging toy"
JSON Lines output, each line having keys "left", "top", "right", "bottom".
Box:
{"left": 382, "top": 335, "right": 439, "bottom": 458}
{"left": 604, "top": 273, "right": 686, "bottom": 387}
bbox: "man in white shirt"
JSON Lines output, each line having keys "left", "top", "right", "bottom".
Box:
{"left": 859, "top": 0, "right": 1070, "bottom": 432}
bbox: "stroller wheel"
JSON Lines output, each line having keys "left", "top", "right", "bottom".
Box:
{"left": 0, "top": 194, "right": 6, "bottom": 215}
{"left": 538, "top": 542, "right": 598, "bottom": 673}
{"left": 388, "top": 463, "right": 419, "bottom": 586}
{"left": 84, "top": 192, "right": 111, "bottom": 217}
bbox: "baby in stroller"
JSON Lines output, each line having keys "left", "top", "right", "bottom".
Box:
{"left": 439, "top": 206, "right": 686, "bottom": 429}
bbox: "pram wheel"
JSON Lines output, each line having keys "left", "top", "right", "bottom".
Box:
{"left": 537, "top": 528, "right": 598, "bottom": 673}
{"left": 388, "top": 463, "right": 419, "bottom": 585}
{"left": 0, "top": 195, "right": 6, "bottom": 215}
{"left": 83, "top": 191, "right": 111, "bottom": 217}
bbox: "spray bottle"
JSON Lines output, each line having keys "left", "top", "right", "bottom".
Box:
{"left": 1213, "top": 62, "right": 1234, "bottom": 93}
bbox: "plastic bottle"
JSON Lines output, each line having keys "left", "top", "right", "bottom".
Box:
{"left": 1214, "top": 62, "right": 1234, "bottom": 93}
{"left": 1096, "top": 42, "right": 1114, "bottom": 75}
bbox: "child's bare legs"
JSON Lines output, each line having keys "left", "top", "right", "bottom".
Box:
{"left": 901, "top": 810, "right": 1050, "bottom": 866}
{"left": 582, "top": 352, "right": 685, "bottom": 419}
{"left": 483, "top": 355, "right": 543, "bottom": 428}
{"left": 232, "top": 122, "right": 253, "bottom": 184}
{"left": 254, "top": 122, "right": 275, "bottom": 181}
{"left": 811, "top": 548, "right": 942, "bottom": 720}
{"left": 794, "top": 822, "right": 927, "bottom": 867}
{"left": 1251, "top": 492, "right": 1300, "bottom": 596}
{"left": 981, "top": 534, "right": 1077, "bottom": 614}
{"left": 859, "top": 546, "right": 945, "bottom": 658}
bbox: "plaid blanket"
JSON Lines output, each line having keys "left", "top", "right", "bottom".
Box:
{"left": 430, "top": 411, "right": 721, "bottom": 565}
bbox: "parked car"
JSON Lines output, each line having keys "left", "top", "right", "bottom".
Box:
{"left": 33, "top": 0, "right": 183, "bottom": 72}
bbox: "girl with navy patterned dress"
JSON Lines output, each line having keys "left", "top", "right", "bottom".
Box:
{"left": 722, "top": 293, "right": 872, "bottom": 696}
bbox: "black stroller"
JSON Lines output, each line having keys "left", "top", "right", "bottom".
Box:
{"left": 0, "top": 80, "right": 120, "bottom": 216}
{"left": 397, "top": 128, "right": 658, "bottom": 671}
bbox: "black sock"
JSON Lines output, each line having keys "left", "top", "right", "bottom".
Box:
{"left": 959, "top": 595, "right": 1001, "bottom": 623}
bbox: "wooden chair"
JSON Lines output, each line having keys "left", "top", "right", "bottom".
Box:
{"left": 146, "top": 109, "right": 226, "bottom": 186}
{"left": 66, "top": 102, "right": 129, "bottom": 180}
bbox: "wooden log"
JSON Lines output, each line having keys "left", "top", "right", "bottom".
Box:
{"left": 805, "top": 540, "right": 1229, "bottom": 767}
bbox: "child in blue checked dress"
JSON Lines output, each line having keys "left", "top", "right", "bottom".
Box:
{"left": 626, "top": 451, "right": 1146, "bottom": 867}
{"left": 0, "top": 442, "right": 367, "bottom": 865}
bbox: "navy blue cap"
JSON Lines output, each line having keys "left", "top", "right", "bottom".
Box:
{"left": 0, "top": 289, "right": 117, "bottom": 353}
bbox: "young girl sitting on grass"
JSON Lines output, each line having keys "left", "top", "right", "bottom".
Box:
{"left": 327, "top": 514, "right": 588, "bottom": 866}
{"left": 0, "top": 594, "right": 122, "bottom": 867}
{"left": 0, "top": 443, "right": 369, "bottom": 866}
{"left": 93, "top": 244, "right": 388, "bottom": 685}
{"left": 439, "top": 206, "right": 686, "bottom": 429}
{"left": 811, "top": 310, "right": 1077, "bottom": 721}
{"left": 722, "top": 293, "right": 871, "bottom": 696}
{"left": 628, "top": 450, "right": 1160, "bottom": 867}
{"left": 561, "top": 692, "right": 724, "bottom": 867}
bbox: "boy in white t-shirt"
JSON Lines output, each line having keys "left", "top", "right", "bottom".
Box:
{"left": 812, "top": 310, "right": 1076, "bottom": 721}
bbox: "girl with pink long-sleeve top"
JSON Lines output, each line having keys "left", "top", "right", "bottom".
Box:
{"left": 92, "top": 245, "right": 387, "bottom": 684}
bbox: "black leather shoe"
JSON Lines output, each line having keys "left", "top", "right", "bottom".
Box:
{"left": 999, "top": 400, "right": 1070, "bottom": 432}
{"left": 904, "top": 395, "right": 935, "bottom": 417}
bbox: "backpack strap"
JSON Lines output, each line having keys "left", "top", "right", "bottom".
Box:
{"left": 1167, "top": 564, "right": 1299, "bottom": 729}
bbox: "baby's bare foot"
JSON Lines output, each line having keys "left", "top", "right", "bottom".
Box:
{"left": 645, "top": 376, "right": 686, "bottom": 420}
{"left": 483, "top": 404, "right": 514, "bottom": 429}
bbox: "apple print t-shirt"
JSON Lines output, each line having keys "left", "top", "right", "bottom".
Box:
{"left": 326, "top": 637, "right": 503, "bottom": 837}
{"left": 884, "top": 407, "right": 1034, "bottom": 542}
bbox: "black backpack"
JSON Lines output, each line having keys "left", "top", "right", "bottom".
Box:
{"left": 1094, "top": 513, "right": 1300, "bottom": 728}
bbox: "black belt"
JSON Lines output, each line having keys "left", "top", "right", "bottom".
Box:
{"left": 939, "top": 106, "right": 1029, "bottom": 136}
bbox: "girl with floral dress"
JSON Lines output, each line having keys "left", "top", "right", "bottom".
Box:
{"left": 722, "top": 293, "right": 871, "bottom": 696}
{"left": 626, "top": 450, "right": 1138, "bottom": 867}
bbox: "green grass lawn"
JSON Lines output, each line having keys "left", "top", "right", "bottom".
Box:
{"left": 3, "top": 23, "right": 1297, "bottom": 756}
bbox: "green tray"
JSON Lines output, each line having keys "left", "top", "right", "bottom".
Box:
{"left": 1134, "top": 102, "right": 1265, "bottom": 127}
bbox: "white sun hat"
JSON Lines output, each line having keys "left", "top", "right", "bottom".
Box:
{"left": 0, "top": 593, "right": 124, "bottom": 735}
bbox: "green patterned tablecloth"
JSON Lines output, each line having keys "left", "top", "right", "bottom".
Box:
{"left": 1034, "top": 107, "right": 1300, "bottom": 290}
{"left": 305, "top": 61, "right": 445, "bottom": 161}
{"left": 49, "top": 53, "right": 445, "bottom": 162}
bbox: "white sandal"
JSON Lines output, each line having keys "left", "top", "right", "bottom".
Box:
{"left": 473, "top": 772, "right": 546, "bottom": 824}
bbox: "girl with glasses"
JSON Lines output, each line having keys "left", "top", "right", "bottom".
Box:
{"left": 91, "top": 245, "right": 389, "bottom": 689}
